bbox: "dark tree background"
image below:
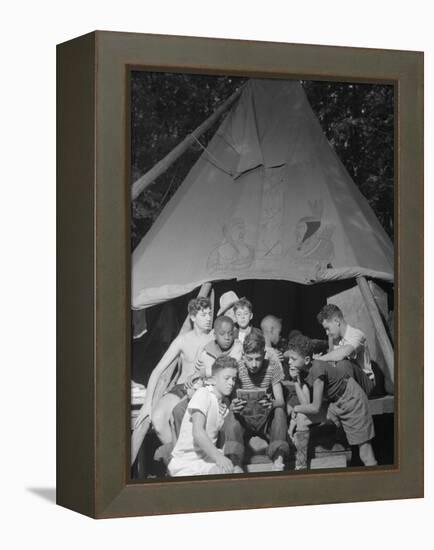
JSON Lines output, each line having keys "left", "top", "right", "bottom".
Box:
{"left": 131, "top": 72, "right": 394, "bottom": 249}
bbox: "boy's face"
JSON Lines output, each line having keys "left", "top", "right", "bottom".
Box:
{"left": 235, "top": 307, "right": 252, "bottom": 329}
{"left": 191, "top": 307, "right": 212, "bottom": 331}
{"left": 215, "top": 321, "right": 235, "bottom": 351}
{"left": 321, "top": 316, "right": 341, "bottom": 339}
{"left": 270, "top": 322, "right": 282, "bottom": 345}
{"left": 287, "top": 349, "right": 310, "bottom": 378}
{"left": 213, "top": 367, "right": 238, "bottom": 396}
{"left": 243, "top": 351, "right": 265, "bottom": 374}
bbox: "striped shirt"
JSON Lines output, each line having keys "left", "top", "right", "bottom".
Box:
{"left": 237, "top": 356, "right": 284, "bottom": 391}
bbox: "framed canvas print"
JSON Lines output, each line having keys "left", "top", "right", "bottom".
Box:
{"left": 57, "top": 31, "right": 423, "bottom": 518}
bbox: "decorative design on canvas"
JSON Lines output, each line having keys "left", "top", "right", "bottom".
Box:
{"left": 256, "top": 167, "right": 286, "bottom": 268}
{"left": 207, "top": 218, "right": 255, "bottom": 272}
{"left": 288, "top": 199, "right": 335, "bottom": 268}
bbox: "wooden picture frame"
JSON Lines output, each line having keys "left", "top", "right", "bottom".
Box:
{"left": 57, "top": 31, "right": 423, "bottom": 519}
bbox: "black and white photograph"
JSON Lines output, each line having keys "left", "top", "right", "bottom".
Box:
{"left": 130, "top": 72, "right": 395, "bottom": 480}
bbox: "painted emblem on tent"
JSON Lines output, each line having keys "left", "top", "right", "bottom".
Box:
{"left": 207, "top": 218, "right": 255, "bottom": 272}
{"left": 257, "top": 167, "right": 286, "bottom": 262}
{"left": 288, "top": 199, "right": 335, "bottom": 267}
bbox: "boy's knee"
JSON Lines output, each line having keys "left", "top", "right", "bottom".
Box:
{"left": 152, "top": 404, "right": 170, "bottom": 432}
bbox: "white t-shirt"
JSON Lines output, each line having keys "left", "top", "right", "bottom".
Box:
{"left": 171, "top": 386, "right": 227, "bottom": 463}
{"left": 335, "top": 324, "right": 374, "bottom": 380}
{"left": 237, "top": 326, "right": 251, "bottom": 344}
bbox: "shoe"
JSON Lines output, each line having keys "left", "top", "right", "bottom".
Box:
{"left": 272, "top": 456, "right": 285, "bottom": 471}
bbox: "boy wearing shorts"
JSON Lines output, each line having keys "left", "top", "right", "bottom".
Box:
{"left": 315, "top": 304, "right": 376, "bottom": 396}
{"left": 290, "top": 335, "right": 377, "bottom": 466}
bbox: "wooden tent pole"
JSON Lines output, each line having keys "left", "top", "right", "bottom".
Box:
{"left": 131, "top": 87, "right": 244, "bottom": 201}
{"left": 356, "top": 276, "right": 394, "bottom": 385}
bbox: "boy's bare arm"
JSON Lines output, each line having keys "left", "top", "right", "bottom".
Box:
{"left": 134, "top": 336, "right": 184, "bottom": 425}
{"left": 191, "top": 411, "right": 234, "bottom": 473}
{"left": 295, "top": 382, "right": 310, "bottom": 405}
{"left": 270, "top": 382, "right": 285, "bottom": 409}
{"left": 294, "top": 379, "right": 324, "bottom": 414}
{"left": 315, "top": 344, "right": 354, "bottom": 361}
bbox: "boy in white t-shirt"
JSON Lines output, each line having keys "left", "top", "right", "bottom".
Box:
{"left": 168, "top": 356, "right": 242, "bottom": 477}
{"left": 315, "top": 304, "right": 375, "bottom": 396}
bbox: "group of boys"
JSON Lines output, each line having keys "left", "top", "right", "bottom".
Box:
{"left": 135, "top": 292, "right": 378, "bottom": 477}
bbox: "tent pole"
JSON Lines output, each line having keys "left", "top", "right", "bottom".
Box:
{"left": 356, "top": 276, "right": 394, "bottom": 386}
{"left": 131, "top": 87, "right": 244, "bottom": 201}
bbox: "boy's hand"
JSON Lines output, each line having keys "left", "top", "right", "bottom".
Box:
{"left": 289, "top": 366, "right": 301, "bottom": 381}
{"left": 259, "top": 396, "right": 273, "bottom": 410}
{"left": 184, "top": 374, "right": 198, "bottom": 390}
{"left": 313, "top": 353, "right": 323, "bottom": 360}
{"left": 274, "top": 349, "right": 284, "bottom": 362}
{"left": 134, "top": 406, "right": 151, "bottom": 429}
{"left": 288, "top": 421, "right": 296, "bottom": 442}
{"left": 230, "top": 398, "right": 246, "bottom": 413}
{"left": 215, "top": 454, "right": 235, "bottom": 474}
{"left": 195, "top": 355, "right": 205, "bottom": 369}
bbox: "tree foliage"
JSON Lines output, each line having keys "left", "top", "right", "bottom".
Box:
{"left": 131, "top": 72, "right": 394, "bottom": 249}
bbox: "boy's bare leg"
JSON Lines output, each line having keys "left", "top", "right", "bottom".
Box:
{"left": 152, "top": 393, "right": 182, "bottom": 444}
{"left": 359, "top": 441, "right": 378, "bottom": 466}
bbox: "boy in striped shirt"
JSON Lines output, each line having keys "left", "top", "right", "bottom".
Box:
{"left": 223, "top": 328, "right": 289, "bottom": 470}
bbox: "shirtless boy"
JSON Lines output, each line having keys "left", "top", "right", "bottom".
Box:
{"left": 134, "top": 297, "right": 213, "bottom": 444}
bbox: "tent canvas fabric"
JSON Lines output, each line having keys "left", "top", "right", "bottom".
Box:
{"left": 132, "top": 79, "right": 393, "bottom": 311}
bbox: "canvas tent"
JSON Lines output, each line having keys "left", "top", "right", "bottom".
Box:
{"left": 131, "top": 78, "right": 394, "bottom": 392}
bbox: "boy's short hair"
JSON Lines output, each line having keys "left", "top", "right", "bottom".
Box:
{"left": 316, "top": 303, "right": 343, "bottom": 324}
{"left": 233, "top": 297, "right": 253, "bottom": 313}
{"left": 287, "top": 334, "right": 313, "bottom": 359}
{"left": 188, "top": 296, "right": 211, "bottom": 316}
{"left": 243, "top": 328, "right": 265, "bottom": 354}
{"left": 212, "top": 355, "right": 239, "bottom": 375}
{"left": 214, "top": 315, "right": 235, "bottom": 331}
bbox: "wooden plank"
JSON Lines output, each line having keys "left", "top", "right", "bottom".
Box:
{"left": 310, "top": 456, "right": 347, "bottom": 469}
{"left": 368, "top": 395, "right": 394, "bottom": 415}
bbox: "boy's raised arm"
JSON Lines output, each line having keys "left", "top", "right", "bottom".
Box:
{"left": 134, "top": 336, "right": 183, "bottom": 427}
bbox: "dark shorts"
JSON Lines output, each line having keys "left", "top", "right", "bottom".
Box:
{"left": 327, "top": 377, "right": 375, "bottom": 445}
{"left": 166, "top": 383, "right": 188, "bottom": 399}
